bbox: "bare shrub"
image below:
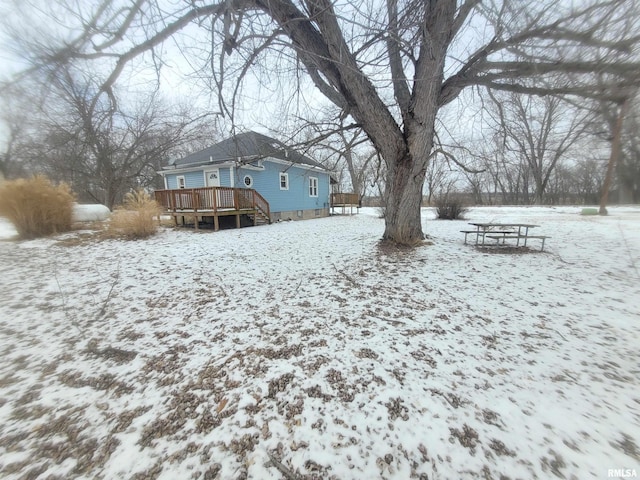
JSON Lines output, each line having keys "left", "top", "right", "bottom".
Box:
{"left": 108, "top": 190, "right": 160, "bottom": 239}
{"left": 435, "top": 195, "right": 468, "bottom": 220}
{"left": 0, "top": 176, "right": 75, "bottom": 239}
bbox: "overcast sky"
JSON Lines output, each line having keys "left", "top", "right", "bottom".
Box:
{"left": 0, "top": 0, "right": 617, "bottom": 168}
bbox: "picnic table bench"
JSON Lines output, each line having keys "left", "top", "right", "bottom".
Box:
{"left": 462, "top": 222, "right": 549, "bottom": 251}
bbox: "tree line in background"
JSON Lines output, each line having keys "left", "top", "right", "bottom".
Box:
{"left": 447, "top": 90, "right": 640, "bottom": 206}
{"left": 298, "top": 88, "right": 640, "bottom": 207}
{"left": 1, "top": 66, "right": 638, "bottom": 211}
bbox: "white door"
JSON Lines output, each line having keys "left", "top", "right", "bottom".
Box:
{"left": 204, "top": 168, "right": 224, "bottom": 208}
{"left": 205, "top": 169, "right": 220, "bottom": 187}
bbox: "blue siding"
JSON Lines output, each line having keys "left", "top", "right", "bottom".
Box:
{"left": 235, "top": 160, "right": 330, "bottom": 213}
{"left": 165, "top": 171, "right": 205, "bottom": 189}
{"left": 219, "top": 167, "right": 232, "bottom": 187}
{"left": 165, "top": 168, "right": 234, "bottom": 189}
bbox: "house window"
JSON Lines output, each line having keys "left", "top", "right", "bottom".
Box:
{"left": 279, "top": 172, "right": 289, "bottom": 190}
{"left": 243, "top": 175, "right": 253, "bottom": 188}
{"left": 309, "top": 177, "right": 318, "bottom": 197}
{"left": 177, "top": 176, "right": 186, "bottom": 189}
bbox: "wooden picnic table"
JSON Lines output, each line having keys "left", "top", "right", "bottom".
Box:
{"left": 461, "top": 222, "right": 549, "bottom": 251}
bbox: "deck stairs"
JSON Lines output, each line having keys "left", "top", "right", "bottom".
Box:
{"left": 253, "top": 208, "right": 271, "bottom": 226}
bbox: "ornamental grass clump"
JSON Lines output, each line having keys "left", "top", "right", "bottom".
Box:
{"left": 108, "top": 189, "right": 161, "bottom": 239}
{"left": 0, "top": 176, "right": 75, "bottom": 239}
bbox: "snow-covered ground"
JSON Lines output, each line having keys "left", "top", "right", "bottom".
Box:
{"left": 0, "top": 206, "right": 638, "bottom": 479}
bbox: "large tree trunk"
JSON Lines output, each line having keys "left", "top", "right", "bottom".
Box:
{"left": 383, "top": 153, "right": 428, "bottom": 245}
{"left": 380, "top": 28, "right": 442, "bottom": 245}
{"left": 382, "top": 123, "right": 434, "bottom": 245}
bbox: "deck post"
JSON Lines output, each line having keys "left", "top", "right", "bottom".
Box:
{"left": 236, "top": 214, "right": 240, "bottom": 229}
{"left": 214, "top": 215, "right": 219, "bottom": 231}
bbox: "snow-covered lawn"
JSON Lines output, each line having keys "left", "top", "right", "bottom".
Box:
{"left": 0, "top": 206, "right": 639, "bottom": 479}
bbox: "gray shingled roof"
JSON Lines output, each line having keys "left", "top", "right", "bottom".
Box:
{"left": 167, "top": 131, "right": 327, "bottom": 170}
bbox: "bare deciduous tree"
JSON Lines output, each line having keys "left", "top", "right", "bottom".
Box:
{"left": 599, "top": 95, "right": 632, "bottom": 214}
{"left": 595, "top": 91, "right": 640, "bottom": 205}
{"left": 618, "top": 103, "right": 640, "bottom": 203}
{"left": 0, "top": 84, "right": 32, "bottom": 180}
{"left": 484, "top": 90, "right": 590, "bottom": 204}
{"left": 10, "top": 66, "right": 215, "bottom": 208}
{"left": 11, "top": 0, "right": 640, "bottom": 243}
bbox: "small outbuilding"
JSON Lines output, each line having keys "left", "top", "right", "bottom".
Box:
{"left": 155, "top": 131, "right": 334, "bottom": 229}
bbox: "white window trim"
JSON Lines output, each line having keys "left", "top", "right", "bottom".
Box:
{"left": 309, "top": 176, "right": 318, "bottom": 197}
{"left": 279, "top": 172, "right": 289, "bottom": 190}
{"left": 177, "top": 175, "right": 186, "bottom": 189}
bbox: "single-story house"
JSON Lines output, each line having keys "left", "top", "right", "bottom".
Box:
{"left": 155, "top": 131, "right": 334, "bottom": 229}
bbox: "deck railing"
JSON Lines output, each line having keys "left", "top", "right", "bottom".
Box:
{"left": 154, "top": 186, "right": 271, "bottom": 221}
{"left": 331, "top": 192, "right": 360, "bottom": 206}
{"left": 251, "top": 190, "right": 271, "bottom": 221}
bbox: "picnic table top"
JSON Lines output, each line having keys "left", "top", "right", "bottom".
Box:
{"left": 468, "top": 222, "right": 540, "bottom": 228}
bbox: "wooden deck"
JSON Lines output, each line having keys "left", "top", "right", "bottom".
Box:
{"left": 331, "top": 192, "right": 360, "bottom": 215}
{"left": 154, "top": 187, "right": 271, "bottom": 231}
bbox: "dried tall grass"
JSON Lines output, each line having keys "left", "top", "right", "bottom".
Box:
{"left": 108, "top": 190, "right": 161, "bottom": 239}
{"left": 434, "top": 195, "right": 468, "bottom": 220}
{"left": 0, "top": 176, "right": 75, "bottom": 239}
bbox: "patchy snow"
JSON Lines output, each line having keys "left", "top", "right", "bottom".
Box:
{"left": 0, "top": 206, "right": 639, "bottom": 479}
{"left": 0, "top": 218, "right": 18, "bottom": 240}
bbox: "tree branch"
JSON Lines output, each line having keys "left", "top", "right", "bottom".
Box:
{"left": 386, "top": 0, "right": 411, "bottom": 116}
{"left": 451, "top": 0, "right": 480, "bottom": 38}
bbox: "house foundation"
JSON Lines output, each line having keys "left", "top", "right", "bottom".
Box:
{"left": 271, "top": 207, "right": 330, "bottom": 222}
